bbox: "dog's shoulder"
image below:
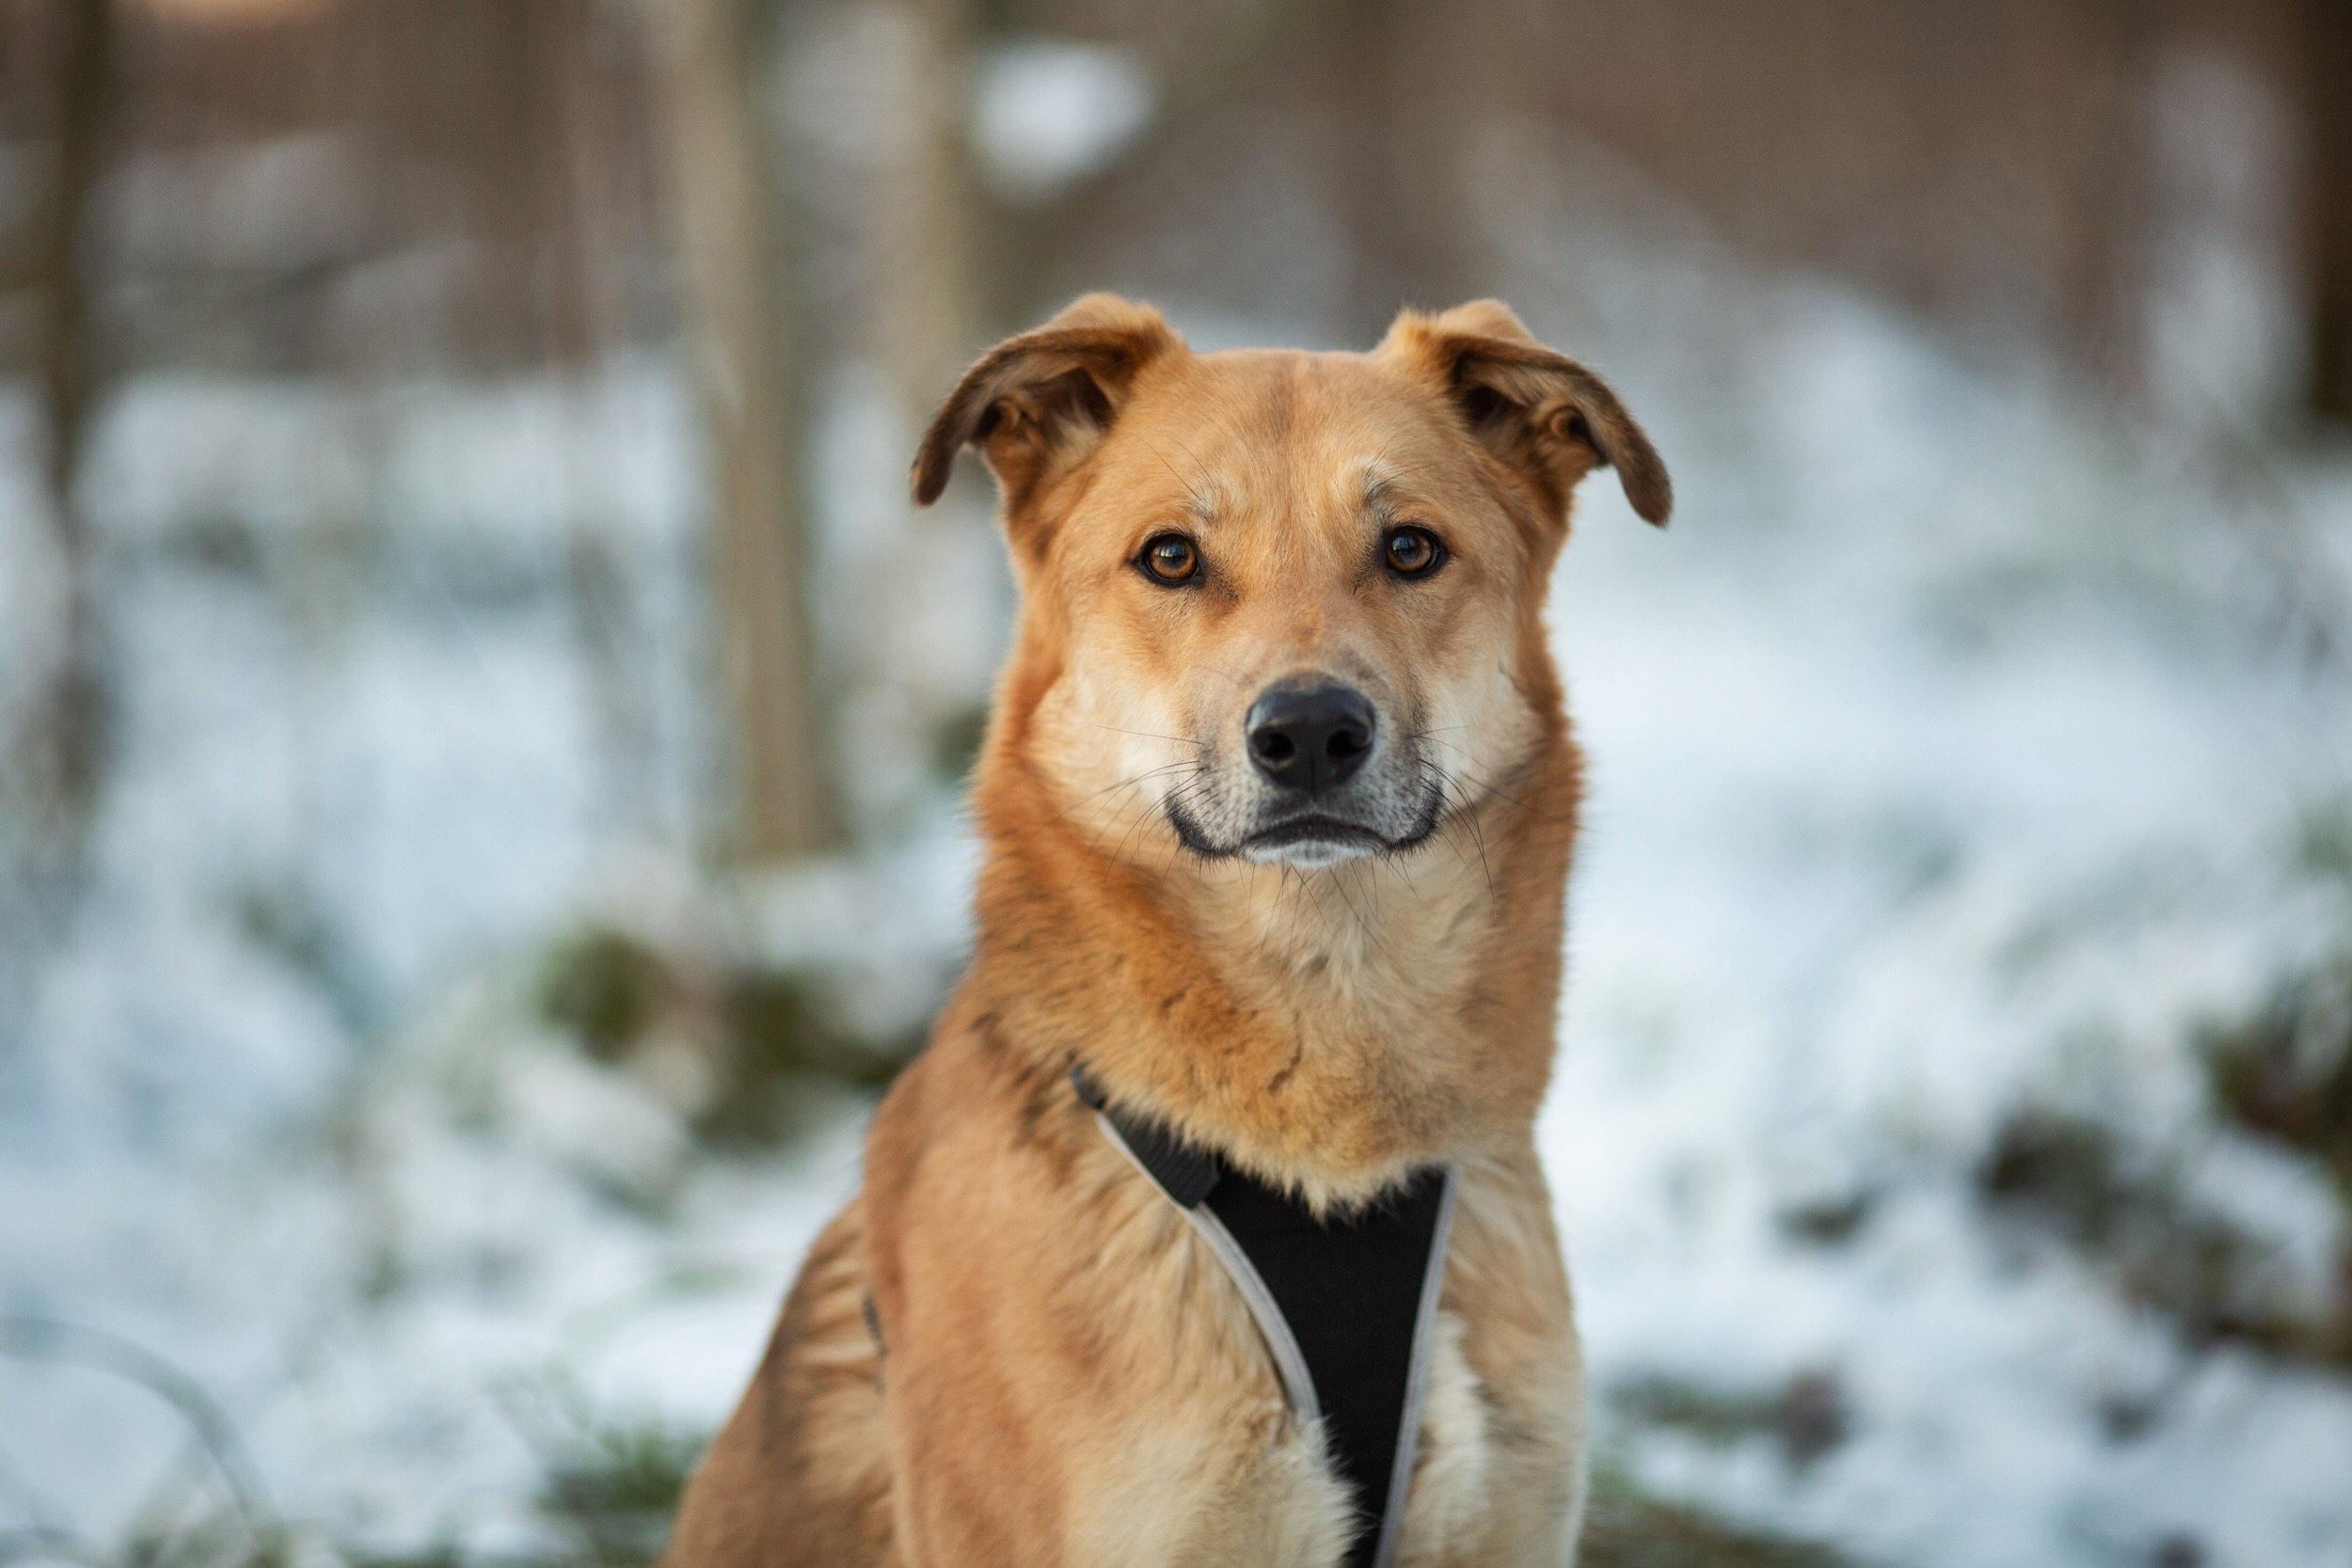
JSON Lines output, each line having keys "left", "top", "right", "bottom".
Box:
{"left": 864, "top": 993, "right": 1093, "bottom": 1222}
{"left": 663, "top": 1199, "right": 896, "bottom": 1568}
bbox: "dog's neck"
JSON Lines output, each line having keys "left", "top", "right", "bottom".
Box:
{"left": 964, "top": 732, "right": 1579, "bottom": 1209}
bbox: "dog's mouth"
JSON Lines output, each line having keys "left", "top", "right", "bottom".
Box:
{"left": 1166, "top": 794, "right": 1444, "bottom": 867}
{"left": 1240, "top": 815, "right": 1389, "bottom": 866}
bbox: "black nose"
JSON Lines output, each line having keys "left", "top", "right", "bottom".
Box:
{"left": 1246, "top": 682, "right": 1376, "bottom": 794}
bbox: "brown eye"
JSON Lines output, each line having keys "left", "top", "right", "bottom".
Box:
{"left": 1140, "top": 533, "right": 1200, "bottom": 584}
{"left": 1384, "top": 527, "right": 1443, "bottom": 578}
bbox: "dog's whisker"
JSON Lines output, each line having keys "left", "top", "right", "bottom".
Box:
{"left": 1081, "top": 760, "right": 1196, "bottom": 805}
{"left": 1422, "top": 759, "right": 1499, "bottom": 899}
{"left": 1422, "top": 737, "right": 1571, "bottom": 830}
{"left": 1323, "top": 859, "right": 1394, "bottom": 967}
{"left": 1085, "top": 721, "right": 1208, "bottom": 750}
{"left": 1136, "top": 431, "right": 1216, "bottom": 518}
{"left": 1384, "top": 841, "right": 1420, "bottom": 898}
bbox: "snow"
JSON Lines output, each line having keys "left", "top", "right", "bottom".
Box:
{"left": 4, "top": 202, "right": 2351, "bottom": 1565}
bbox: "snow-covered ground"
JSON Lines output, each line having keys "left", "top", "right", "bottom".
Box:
{"left": 1543, "top": 313, "right": 2352, "bottom": 1567}
{"left": 3, "top": 207, "right": 2349, "bottom": 1567}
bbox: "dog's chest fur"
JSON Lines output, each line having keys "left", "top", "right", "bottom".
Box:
{"left": 1020, "top": 1122, "right": 1580, "bottom": 1568}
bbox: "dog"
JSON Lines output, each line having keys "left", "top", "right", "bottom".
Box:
{"left": 662, "top": 293, "right": 1670, "bottom": 1568}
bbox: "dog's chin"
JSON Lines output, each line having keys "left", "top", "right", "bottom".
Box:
{"left": 1239, "top": 818, "right": 1387, "bottom": 868}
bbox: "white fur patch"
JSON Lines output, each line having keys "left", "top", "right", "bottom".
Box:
{"left": 1392, "top": 1310, "right": 1496, "bottom": 1564}
{"left": 1069, "top": 1412, "right": 1356, "bottom": 1567}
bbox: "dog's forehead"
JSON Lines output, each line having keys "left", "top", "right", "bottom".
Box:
{"left": 1106, "top": 347, "right": 1470, "bottom": 518}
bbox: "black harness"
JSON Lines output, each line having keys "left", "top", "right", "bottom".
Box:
{"left": 1072, "top": 1069, "right": 1456, "bottom": 1568}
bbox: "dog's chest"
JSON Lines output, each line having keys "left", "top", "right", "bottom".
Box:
{"left": 1068, "top": 1307, "right": 1502, "bottom": 1568}
{"left": 1043, "top": 1085, "right": 1581, "bottom": 1566}
{"left": 1081, "top": 1081, "right": 1457, "bottom": 1567}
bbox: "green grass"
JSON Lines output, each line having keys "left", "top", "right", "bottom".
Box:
{"left": 1581, "top": 1469, "right": 1858, "bottom": 1568}
{"left": 538, "top": 927, "right": 673, "bottom": 1066}
{"left": 532, "top": 1421, "right": 703, "bottom": 1568}
{"left": 535, "top": 925, "right": 920, "bottom": 1150}
{"left": 1977, "top": 1097, "right": 2351, "bottom": 1367}
{"left": 2202, "top": 951, "right": 2352, "bottom": 1206}
{"left": 1611, "top": 1371, "right": 1849, "bottom": 1469}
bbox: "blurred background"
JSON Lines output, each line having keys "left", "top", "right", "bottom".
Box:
{"left": 2, "top": 1, "right": 2349, "bottom": 1564}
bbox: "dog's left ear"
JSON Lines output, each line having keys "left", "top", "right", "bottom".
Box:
{"left": 912, "top": 293, "right": 1183, "bottom": 513}
{"left": 1377, "top": 300, "right": 1671, "bottom": 528}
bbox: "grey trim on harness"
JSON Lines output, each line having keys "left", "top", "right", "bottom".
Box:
{"left": 1090, "top": 1109, "right": 1459, "bottom": 1568}
{"left": 1373, "top": 1165, "right": 1457, "bottom": 1568}
{"left": 1096, "top": 1110, "right": 1323, "bottom": 1424}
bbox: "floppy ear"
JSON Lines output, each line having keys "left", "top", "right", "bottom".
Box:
{"left": 912, "top": 293, "right": 1184, "bottom": 511}
{"left": 1377, "top": 299, "right": 1671, "bottom": 528}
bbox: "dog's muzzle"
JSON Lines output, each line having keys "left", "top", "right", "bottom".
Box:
{"left": 1165, "top": 677, "right": 1442, "bottom": 866}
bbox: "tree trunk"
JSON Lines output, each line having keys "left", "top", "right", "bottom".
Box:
{"left": 881, "top": 0, "right": 981, "bottom": 424}
{"left": 529, "top": 0, "right": 660, "bottom": 840}
{"left": 2303, "top": 0, "right": 2352, "bottom": 423}
{"left": 28, "top": 0, "right": 116, "bottom": 836}
{"left": 653, "top": 0, "right": 838, "bottom": 861}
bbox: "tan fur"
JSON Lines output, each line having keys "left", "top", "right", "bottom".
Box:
{"left": 664, "top": 295, "right": 1667, "bottom": 1568}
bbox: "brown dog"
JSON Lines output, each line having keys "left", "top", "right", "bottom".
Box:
{"left": 663, "top": 294, "right": 1669, "bottom": 1568}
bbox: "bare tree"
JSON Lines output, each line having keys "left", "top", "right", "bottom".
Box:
{"left": 2303, "top": 0, "right": 2352, "bottom": 423}
{"left": 653, "top": 0, "right": 839, "bottom": 861}
{"left": 527, "top": 0, "right": 662, "bottom": 840}
{"left": 881, "top": 0, "right": 981, "bottom": 426}
{"left": 27, "top": 0, "right": 117, "bottom": 844}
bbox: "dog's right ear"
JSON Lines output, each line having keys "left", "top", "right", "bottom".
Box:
{"left": 912, "top": 293, "right": 1183, "bottom": 512}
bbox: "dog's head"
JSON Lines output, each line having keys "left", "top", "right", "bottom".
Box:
{"left": 916, "top": 294, "right": 1668, "bottom": 873}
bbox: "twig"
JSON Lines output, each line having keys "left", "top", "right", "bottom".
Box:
{"left": 0, "top": 1319, "right": 281, "bottom": 1561}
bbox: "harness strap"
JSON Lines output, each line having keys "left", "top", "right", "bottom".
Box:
{"left": 1073, "top": 1069, "right": 1457, "bottom": 1568}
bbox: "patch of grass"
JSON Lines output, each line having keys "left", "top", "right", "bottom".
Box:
{"left": 699, "top": 969, "right": 914, "bottom": 1148}
{"left": 1613, "top": 1370, "right": 1849, "bottom": 1469}
{"left": 723, "top": 970, "right": 900, "bottom": 1089}
{"left": 535, "top": 926, "right": 922, "bottom": 1150}
{"left": 2198, "top": 949, "right": 2352, "bottom": 1364}
{"left": 1977, "top": 1106, "right": 2349, "bottom": 1366}
{"left": 1978, "top": 1111, "right": 2139, "bottom": 1248}
{"left": 340, "top": 1545, "right": 473, "bottom": 1568}
{"left": 533, "top": 1421, "right": 703, "bottom": 1568}
{"left": 2202, "top": 953, "right": 2352, "bottom": 1203}
{"left": 335, "top": 1412, "right": 703, "bottom": 1568}
{"left": 538, "top": 927, "right": 673, "bottom": 1065}
{"left": 1778, "top": 1191, "right": 1876, "bottom": 1247}
{"left": 1580, "top": 1468, "right": 1859, "bottom": 1568}
{"left": 493, "top": 1378, "right": 707, "bottom": 1568}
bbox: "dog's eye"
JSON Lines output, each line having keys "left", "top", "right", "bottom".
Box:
{"left": 1139, "top": 533, "right": 1200, "bottom": 585}
{"left": 1384, "top": 527, "right": 1444, "bottom": 578}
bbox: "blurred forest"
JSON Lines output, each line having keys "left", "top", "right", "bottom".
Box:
{"left": 6, "top": 0, "right": 2348, "bottom": 876}
{"left": 3, "top": 2, "right": 2351, "bottom": 1566}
